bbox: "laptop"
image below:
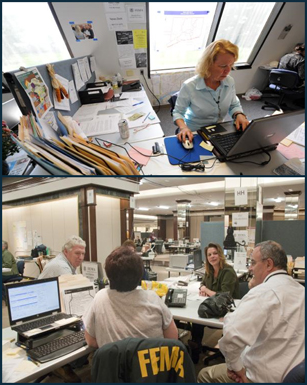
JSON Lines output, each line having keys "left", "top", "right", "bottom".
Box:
{"left": 193, "top": 249, "right": 206, "bottom": 276}
{"left": 5, "top": 277, "right": 81, "bottom": 338}
{"left": 197, "top": 110, "right": 305, "bottom": 162}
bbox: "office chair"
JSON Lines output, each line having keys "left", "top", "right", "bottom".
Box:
{"left": 283, "top": 359, "right": 305, "bottom": 383}
{"left": 167, "top": 91, "right": 181, "bottom": 135}
{"left": 91, "top": 337, "right": 196, "bottom": 383}
{"left": 261, "top": 69, "right": 302, "bottom": 111}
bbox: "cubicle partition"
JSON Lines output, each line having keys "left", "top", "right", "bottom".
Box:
{"left": 199, "top": 220, "right": 305, "bottom": 261}
{"left": 262, "top": 220, "right": 305, "bottom": 258}
{"left": 4, "top": 55, "right": 95, "bottom": 117}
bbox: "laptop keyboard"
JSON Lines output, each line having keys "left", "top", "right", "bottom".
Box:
{"left": 13, "top": 313, "right": 72, "bottom": 333}
{"left": 213, "top": 131, "right": 243, "bottom": 153}
{"left": 194, "top": 267, "right": 206, "bottom": 276}
{"left": 28, "top": 331, "right": 86, "bottom": 363}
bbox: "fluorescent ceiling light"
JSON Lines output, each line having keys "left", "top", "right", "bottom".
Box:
{"left": 157, "top": 205, "right": 170, "bottom": 209}
{"left": 273, "top": 197, "right": 283, "bottom": 202}
{"left": 137, "top": 207, "right": 149, "bottom": 211}
{"left": 208, "top": 202, "right": 219, "bottom": 206}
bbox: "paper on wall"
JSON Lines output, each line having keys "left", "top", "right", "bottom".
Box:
{"left": 232, "top": 212, "right": 249, "bottom": 227}
{"left": 106, "top": 13, "right": 128, "bottom": 31}
{"left": 127, "top": 5, "right": 146, "bottom": 23}
{"left": 68, "top": 80, "right": 78, "bottom": 104}
{"left": 72, "top": 63, "right": 85, "bottom": 91}
{"left": 104, "top": 2, "right": 125, "bottom": 12}
{"left": 77, "top": 58, "right": 88, "bottom": 83}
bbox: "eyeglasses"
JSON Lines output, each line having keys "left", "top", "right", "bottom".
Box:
{"left": 247, "top": 257, "right": 269, "bottom": 267}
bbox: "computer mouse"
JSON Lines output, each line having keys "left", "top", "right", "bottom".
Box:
{"left": 182, "top": 139, "right": 194, "bottom": 150}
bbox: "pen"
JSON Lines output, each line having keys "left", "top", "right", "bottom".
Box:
{"left": 132, "top": 101, "right": 143, "bottom": 107}
{"left": 142, "top": 112, "right": 150, "bottom": 123}
{"left": 134, "top": 124, "right": 150, "bottom": 133}
{"left": 28, "top": 356, "right": 40, "bottom": 366}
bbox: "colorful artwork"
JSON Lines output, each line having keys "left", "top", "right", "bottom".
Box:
{"left": 15, "top": 68, "right": 52, "bottom": 119}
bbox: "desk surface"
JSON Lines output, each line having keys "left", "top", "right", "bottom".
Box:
{"left": 163, "top": 279, "right": 239, "bottom": 328}
{"left": 2, "top": 328, "right": 93, "bottom": 383}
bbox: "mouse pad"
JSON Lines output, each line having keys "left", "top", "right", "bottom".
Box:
{"left": 164, "top": 134, "right": 213, "bottom": 165}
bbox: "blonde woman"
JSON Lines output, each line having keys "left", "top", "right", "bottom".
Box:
{"left": 173, "top": 39, "right": 249, "bottom": 143}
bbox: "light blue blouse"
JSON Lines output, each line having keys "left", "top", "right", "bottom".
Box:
{"left": 172, "top": 74, "right": 243, "bottom": 132}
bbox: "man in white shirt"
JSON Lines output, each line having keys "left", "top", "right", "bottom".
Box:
{"left": 38, "top": 235, "right": 86, "bottom": 279}
{"left": 198, "top": 240, "right": 305, "bottom": 383}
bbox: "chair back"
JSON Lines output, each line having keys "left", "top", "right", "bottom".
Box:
{"left": 239, "top": 281, "right": 249, "bottom": 299}
{"left": 16, "top": 260, "right": 25, "bottom": 276}
{"left": 269, "top": 69, "right": 299, "bottom": 89}
{"left": 283, "top": 359, "right": 305, "bottom": 383}
{"left": 167, "top": 91, "right": 179, "bottom": 116}
{"left": 91, "top": 337, "right": 196, "bottom": 383}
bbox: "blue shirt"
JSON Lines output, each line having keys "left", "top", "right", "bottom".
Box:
{"left": 173, "top": 74, "right": 243, "bottom": 132}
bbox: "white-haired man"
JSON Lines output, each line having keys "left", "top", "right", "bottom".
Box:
{"left": 38, "top": 235, "right": 86, "bottom": 279}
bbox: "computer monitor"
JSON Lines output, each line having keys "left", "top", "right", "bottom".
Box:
{"left": 81, "top": 261, "right": 104, "bottom": 282}
{"left": 2, "top": 98, "right": 22, "bottom": 130}
{"left": 193, "top": 249, "right": 203, "bottom": 270}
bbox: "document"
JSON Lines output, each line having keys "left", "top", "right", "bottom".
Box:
{"left": 15, "top": 67, "right": 53, "bottom": 119}
{"left": 286, "top": 123, "right": 305, "bottom": 146}
{"left": 77, "top": 58, "right": 88, "bottom": 83}
{"left": 62, "top": 284, "right": 95, "bottom": 316}
{"left": 79, "top": 114, "right": 120, "bottom": 136}
{"left": 73, "top": 103, "right": 105, "bottom": 122}
{"left": 53, "top": 74, "right": 70, "bottom": 111}
{"left": 69, "top": 80, "right": 78, "bottom": 104}
{"left": 72, "top": 63, "right": 85, "bottom": 91}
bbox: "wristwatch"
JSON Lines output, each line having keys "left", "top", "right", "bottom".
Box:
{"left": 233, "top": 112, "right": 247, "bottom": 121}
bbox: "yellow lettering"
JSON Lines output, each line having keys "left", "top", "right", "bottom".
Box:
{"left": 138, "top": 349, "right": 150, "bottom": 377}
{"left": 174, "top": 350, "right": 185, "bottom": 378}
{"left": 149, "top": 347, "right": 160, "bottom": 375}
{"left": 171, "top": 346, "right": 180, "bottom": 369}
{"left": 160, "top": 346, "right": 171, "bottom": 371}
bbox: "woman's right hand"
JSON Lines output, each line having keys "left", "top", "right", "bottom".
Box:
{"left": 199, "top": 285, "right": 207, "bottom": 297}
{"left": 176, "top": 127, "right": 194, "bottom": 143}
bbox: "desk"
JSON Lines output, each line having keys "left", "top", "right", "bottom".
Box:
{"left": 2, "top": 327, "right": 93, "bottom": 383}
{"left": 164, "top": 279, "right": 239, "bottom": 328}
{"left": 141, "top": 255, "right": 155, "bottom": 271}
{"left": 166, "top": 267, "right": 193, "bottom": 278}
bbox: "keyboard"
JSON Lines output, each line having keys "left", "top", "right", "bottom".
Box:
{"left": 12, "top": 313, "right": 72, "bottom": 333}
{"left": 194, "top": 267, "right": 206, "bottom": 276}
{"left": 212, "top": 131, "right": 243, "bottom": 153}
{"left": 27, "top": 331, "right": 86, "bottom": 363}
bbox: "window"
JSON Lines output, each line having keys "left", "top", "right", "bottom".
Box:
{"left": 148, "top": 2, "right": 283, "bottom": 73}
{"left": 2, "top": 2, "right": 71, "bottom": 73}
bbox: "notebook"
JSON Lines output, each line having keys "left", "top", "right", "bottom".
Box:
{"left": 197, "top": 110, "right": 305, "bottom": 162}
{"left": 5, "top": 277, "right": 81, "bottom": 338}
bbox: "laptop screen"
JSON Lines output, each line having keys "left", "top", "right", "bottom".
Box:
{"left": 193, "top": 249, "right": 203, "bottom": 270}
{"left": 6, "top": 277, "right": 61, "bottom": 326}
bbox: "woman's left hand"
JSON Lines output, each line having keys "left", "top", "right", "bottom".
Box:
{"left": 235, "top": 114, "right": 249, "bottom": 131}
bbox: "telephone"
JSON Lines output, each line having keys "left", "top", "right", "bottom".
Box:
{"left": 122, "top": 81, "right": 141, "bottom": 92}
{"left": 165, "top": 288, "right": 187, "bottom": 307}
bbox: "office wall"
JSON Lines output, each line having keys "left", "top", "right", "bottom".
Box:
{"left": 51, "top": 2, "right": 305, "bottom": 97}
{"left": 96, "top": 195, "right": 121, "bottom": 267}
{"left": 2, "top": 197, "right": 79, "bottom": 256}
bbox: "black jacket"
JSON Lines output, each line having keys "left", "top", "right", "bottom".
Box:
{"left": 92, "top": 337, "right": 196, "bottom": 383}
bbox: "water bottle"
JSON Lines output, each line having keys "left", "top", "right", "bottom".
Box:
{"left": 112, "top": 74, "right": 118, "bottom": 89}
{"left": 117, "top": 73, "right": 122, "bottom": 87}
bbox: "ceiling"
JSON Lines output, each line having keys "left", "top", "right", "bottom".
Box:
{"left": 135, "top": 177, "right": 305, "bottom": 216}
{"left": 2, "top": 176, "right": 305, "bottom": 218}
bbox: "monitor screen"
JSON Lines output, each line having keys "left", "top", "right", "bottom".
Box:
{"left": 193, "top": 249, "right": 203, "bottom": 270}
{"left": 2, "top": 98, "right": 22, "bottom": 130}
{"left": 6, "top": 277, "right": 61, "bottom": 325}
